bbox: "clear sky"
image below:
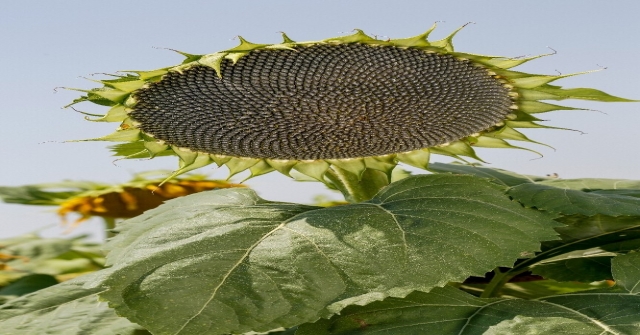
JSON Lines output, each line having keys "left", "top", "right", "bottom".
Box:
{"left": 1, "top": 0, "right": 638, "bottom": 241}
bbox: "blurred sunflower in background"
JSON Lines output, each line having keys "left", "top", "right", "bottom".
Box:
{"left": 0, "top": 172, "right": 245, "bottom": 300}
{"left": 0, "top": 171, "right": 245, "bottom": 230}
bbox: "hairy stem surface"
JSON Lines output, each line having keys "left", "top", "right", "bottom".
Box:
{"left": 480, "top": 268, "right": 513, "bottom": 298}
{"left": 325, "top": 167, "right": 389, "bottom": 203}
{"left": 103, "top": 217, "right": 116, "bottom": 238}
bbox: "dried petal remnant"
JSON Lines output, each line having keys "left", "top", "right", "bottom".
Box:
{"left": 131, "top": 44, "right": 513, "bottom": 160}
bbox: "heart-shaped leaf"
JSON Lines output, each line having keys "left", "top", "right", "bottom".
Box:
{"left": 97, "top": 175, "right": 559, "bottom": 335}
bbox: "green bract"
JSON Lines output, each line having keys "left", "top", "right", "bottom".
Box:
{"left": 68, "top": 25, "right": 632, "bottom": 182}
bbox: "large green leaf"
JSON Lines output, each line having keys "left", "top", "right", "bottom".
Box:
{"left": 547, "top": 215, "right": 640, "bottom": 257}
{"left": 507, "top": 183, "right": 640, "bottom": 216}
{"left": 296, "top": 285, "right": 640, "bottom": 335}
{"left": 498, "top": 215, "right": 640, "bottom": 285}
{"left": 537, "top": 178, "right": 640, "bottom": 192}
{"left": 611, "top": 251, "right": 640, "bottom": 293}
{"left": 537, "top": 178, "right": 640, "bottom": 199}
{"left": 591, "top": 189, "right": 640, "bottom": 198}
{"left": 0, "top": 273, "right": 149, "bottom": 335}
{"left": 97, "top": 175, "right": 558, "bottom": 335}
{"left": 427, "top": 162, "right": 545, "bottom": 187}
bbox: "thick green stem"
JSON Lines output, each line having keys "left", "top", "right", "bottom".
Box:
{"left": 325, "top": 167, "right": 390, "bottom": 203}
{"left": 480, "top": 267, "right": 512, "bottom": 298}
{"left": 103, "top": 217, "right": 116, "bottom": 238}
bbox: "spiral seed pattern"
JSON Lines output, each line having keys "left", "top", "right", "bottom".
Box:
{"left": 131, "top": 43, "right": 513, "bottom": 160}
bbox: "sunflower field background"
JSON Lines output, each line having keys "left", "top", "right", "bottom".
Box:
{"left": 1, "top": 1, "right": 640, "bottom": 334}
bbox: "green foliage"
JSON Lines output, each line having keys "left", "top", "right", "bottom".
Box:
{"left": 0, "top": 273, "right": 150, "bottom": 335}
{"left": 0, "top": 182, "right": 100, "bottom": 205}
{"left": 530, "top": 255, "right": 613, "bottom": 282}
{"left": 508, "top": 183, "right": 640, "bottom": 216}
{"left": 95, "top": 175, "right": 557, "bottom": 334}
{"left": 537, "top": 178, "right": 640, "bottom": 192}
{"left": 0, "top": 274, "right": 58, "bottom": 297}
{"left": 0, "top": 234, "right": 104, "bottom": 304}
{"left": 427, "top": 162, "right": 548, "bottom": 187}
{"left": 296, "top": 284, "right": 640, "bottom": 334}
{"left": 2, "top": 164, "right": 640, "bottom": 334}
{"left": 611, "top": 251, "right": 640, "bottom": 293}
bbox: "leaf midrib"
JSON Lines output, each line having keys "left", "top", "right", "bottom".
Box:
{"left": 173, "top": 222, "right": 287, "bottom": 335}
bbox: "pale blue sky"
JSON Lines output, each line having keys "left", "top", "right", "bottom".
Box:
{"left": 1, "top": 0, "right": 638, "bottom": 240}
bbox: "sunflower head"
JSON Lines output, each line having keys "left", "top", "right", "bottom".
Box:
{"left": 0, "top": 172, "right": 244, "bottom": 226}
{"left": 56, "top": 174, "right": 245, "bottom": 226}
{"left": 67, "top": 25, "right": 634, "bottom": 184}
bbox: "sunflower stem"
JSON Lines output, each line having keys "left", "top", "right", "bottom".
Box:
{"left": 480, "top": 267, "right": 512, "bottom": 298}
{"left": 325, "top": 167, "right": 389, "bottom": 203}
{"left": 103, "top": 217, "right": 116, "bottom": 238}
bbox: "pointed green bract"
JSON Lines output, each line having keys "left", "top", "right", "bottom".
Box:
{"left": 247, "top": 160, "right": 275, "bottom": 179}
{"left": 165, "top": 153, "right": 213, "bottom": 182}
{"left": 225, "top": 157, "right": 260, "bottom": 177}
{"left": 396, "top": 149, "right": 431, "bottom": 170}
{"left": 293, "top": 160, "right": 330, "bottom": 182}
{"left": 266, "top": 159, "right": 297, "bottom": 176}
{"left": 363, "top": 155, "right": 396, "bottom": 174}
{"left": 171, "top": 146, "right": 198, "bottom": 166}
{"left": 326, "top": 159, "right": 367, "bottom": 179}
{"left": 429, "top": 141, "right": 484, "bottom": 162}
{"left": 68, "top": 26, "right": 633, "bottom": 185}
